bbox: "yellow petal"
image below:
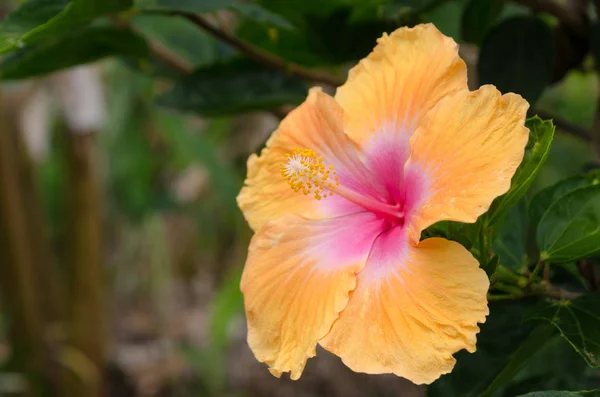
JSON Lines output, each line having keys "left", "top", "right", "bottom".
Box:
{"left": 335, "top": 23, "right": 467, "bottom": 147}
{"left": 320, "top": 234, "right": 489, "bottom": 384}
{"left": 406, "top": 85, "right": 529, "bottom": 241}
{"left": 237, "top": 88, "right": 383, "bottom": 232}
{"left": 241, "top": 212, "right": 386, "bottom": 379}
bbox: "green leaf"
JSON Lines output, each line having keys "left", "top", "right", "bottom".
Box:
{"left": 157, "top": 59, "right": 307, "bottom": 117}
{"left": 236, "top": 2, "right": 403, "bottom": 67}
{"left": 487, "top": 116, "right": 555, "bottom": 226}
{"left": 591, "top": 22, "right": 600, "bottom": 71}
{"left": 478, "top": 16, "right": 555, "bottom": 104}
{"left": 492, "top": 200, "right": 528, "bottom": 273}
{"left": 134, "top": 0, "right": 293, "bottom": 28}
{"left": 0, "top": 0, "right": 69, "bottom": 48}
{"left": 461, "top": 0, "right": 503, "bottom": 45}
{"left": 134, "top": 0, "right": 232, "bottom": 13}
{"left": 0, "top": 0, "right": 133, "bottom": 52}
{"left": 485, "top": 254, "right": 500, "bottom": 278}
{"left": 429, "top": 299, "right": 544, "bottom": 397}
{"left": 537, "top": 184, "right": 600, "bottom": 263}
{"left": 508, "top": 337, "right": 590, "bottom": 393}
{"left": 0, "top": 27, "right": 148, "bottom": 80}
{"left": 479, "top": 325, "right": 556, "bottom": 397}
{"left": 230, "top": 2, "right": 294, "bottom": 29}
{"left": 530, "top": 170, "right": 600, "bottom": 230}
{"left": 517, "top": 392, "right": 600, "bottom": 397}
{"left": 0, "top": 0, "right": 69, "bottom": 43}
{"left": 528, "top": 294, "right": 600, "bottom": 368}
{"left": 132, "top": 14, "right": 231, "bottom": 68}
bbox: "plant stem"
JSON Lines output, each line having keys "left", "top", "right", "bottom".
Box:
{"left": 148, "top": 10, "right": 345, "bottom": 87}
{"left": 527, "top": 260, "right": 544, "bottom": 287}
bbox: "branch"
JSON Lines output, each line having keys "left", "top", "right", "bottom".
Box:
{"left": 532, "top": 108, "right": 591, "bottom": 141}
{"left": 156, "top": 11, "right": 345, "bottom": 87}
{"left": 148, "top": 38, "right": 194, "bottom": 74}
{"left": 513, "top": 0, "right": 587, "bottom": 35}
{"left": 112, "top": 17, "right": 193, "bottom": 74}
{"left": 489, "top": 285, "right": 583, "bottom": 301}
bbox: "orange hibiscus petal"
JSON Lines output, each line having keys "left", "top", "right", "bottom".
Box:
{"left": 237, "top": 88, "right": 385, "bottom": 232}
{"left": 335, "top": 23, "right": 467, "bottom": 147}
{"left": 241, "top": 212, "right": 386, "bottom": 379}
{"left": 320, "top": 232, "right": 489, "bottom": 384}
{"left": 405, "top": 85, "right": 529, "bottom": 241}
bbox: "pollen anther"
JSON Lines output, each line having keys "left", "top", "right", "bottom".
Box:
{"left": 280, "top": 148, "right": 338, "bottom": 200}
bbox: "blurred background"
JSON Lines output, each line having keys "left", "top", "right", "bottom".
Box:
{"left": 0, "top": 0, "right": 599, "bottom": 396}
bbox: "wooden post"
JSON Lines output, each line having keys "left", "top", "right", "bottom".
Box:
{"left": 0, "top": 96, "right": 46, "bottom": 397}
{"left": 57, "top": 66, "right": 107, "bottom": 397}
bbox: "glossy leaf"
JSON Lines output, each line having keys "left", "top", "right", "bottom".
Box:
{"left": 507, "top": 337, "right": 590, "bottom": 394}
{"left": 517, "top": 392, "right": 600, "bottom": 397}
{"left": 134, "top": 0, "right": 233, "bottom": 13}
{"left": 429, "top": 299, "right": 544, "bottom": 397}
{"left": 0, "top": 0, "right": 133, "bottom": 52}
{"left": 479, "top": 16, "right": 555, "bottom": 104}
{"left": 487, "top": 116, "right": 555, "bottom": 226}
{"left": 230, "top": 2, "right": 294, "bottom": 29}
{"left": 537, "top": 184, "right": 600, "bottom": 263}
{"left": 132, "top": 14, "right": 231, "bottom": 68}
{"left": 485, "top": 254, "right": 500, "bottom": 279}
{"left": 530, "top": 170, "right": 600, "bottom": 229}
{"left": 479, "top": 325, "right": 556, "bottom": 397}
{"left": 157, "top": 59, "right": 307, "bottom": 117}
{"left": 0, "top": 0, "right": 69, "bottom": 48}
{"left": 493, "top": 200, "right": 528, "bottom": 273}
{"left": 461, "top": 0, "right": 503, "bottom": 45}
{"left": 528, "top": 294, "right": 600, "bottom": 368}
{"left": 134, "top": 0, "right": 293, "bottom": 29}
{"left": 0, "top": 27, "right": 148, "bottom": 80}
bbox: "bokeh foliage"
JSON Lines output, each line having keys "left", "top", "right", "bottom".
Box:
{"left": 0, "top": 0, "right": 599, "bottom": 396}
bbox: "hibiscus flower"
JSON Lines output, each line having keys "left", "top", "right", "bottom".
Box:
{"left": 237, "top": 23, "right": 529, "bottom": 384}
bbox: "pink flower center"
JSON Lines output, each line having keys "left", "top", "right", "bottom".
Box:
{"left": 281, "top": 147, "right": 413, "bottom": 227}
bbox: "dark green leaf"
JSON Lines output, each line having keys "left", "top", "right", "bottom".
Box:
{"left": 508, "top": 337, "right": 590, "bottom": 394}
{"left": 518, "top": 391, "right": 600, "bottom": 397}
{"left": 134, "top": 0, "right": 232, "bottom": 13}
{"left": 237, "top": 2, "right": 402, "bottom": 67}
{"left": 479, "top": 325, "right": 556, "bottom": 397}
{"left": 478, "top": 16, "right": 555, "bottom": 104}
{"left": 429, "top": 299, "right": 543, "bottom": 397}
{"left": 537, "top": 184, "right": 600, "bottom": 263}
{"left": 0, "top": 0, "right": 70, "bottom": 47}
{"left": 485, "top": 254, "right": 500, "bottom": 278}
{"left": 230, "top": 2, "right": 294, "bottom": 29}
{"left": 528, "top": 294, "right": 600, "bottom": 368}
{"left": 134, "top": 0, "right": 293, "bottom": 28}
{"left": 132, "top": 14, "right": 231, "bottom": 68}
{"left": 0, "top": 27, "right": 148, "bottom": 80}
{"left": 0, "top": 0, "right": 133, "bottom": 52}
{"left": 530, "top": 170, "right": 600, "bottom": 230}
{"left": 157, "top": 59, "right": 307, "bottom": 117}
{"left": 487, "top": 116, "right": 555, "bottom": 226}
{"left": 591, "top": 22, "right": 600, "bottom": 71}
{"left": 493, "top": 200, "right": 528, "bottom": 273}
{"left": 461, "top": 0, "right": 503, "bottom": 45}
{"left": 235, "top": 19, "right": 328, "bottom": 66}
